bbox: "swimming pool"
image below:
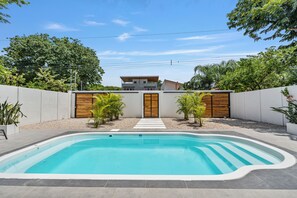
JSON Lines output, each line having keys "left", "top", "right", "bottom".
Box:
{"left": 0, "top": 132, "right": 295, "bottom": 180}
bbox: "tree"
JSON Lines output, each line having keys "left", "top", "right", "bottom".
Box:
{"left": 90, "top": 93, "right": 125, "bottom": 127}
{"left": 91, "top": 95, "right": 110, "bottom": 127}
{"left": 227, "top": 0, "right": 297, "bottom": 43}
{"left": 219, "top": 46, "right": 297, "bottom": 92}
{"left": 1, "top": 34, "right": 104, "bottom": 89}
{"left": 176, "top": 93, "right": 193, "bottom": 120}
{"left": 157, "top": 80, "right": 163, "bottom": 90}
{"left": 176, "top": 92, "right": 209, "bottom": 126}
{"left": 0, "top": 59, "right": 26, "bottom": 86}
{"left": 185, "top": 60, "right": 236, "bottom": 90}
{"left": 26, "top": 68, "right": 70, "bottom": 92}
{"left": 190, "top": 92, "right": 209, "bottom": 126}
{"left": 86, "top": 84, "right": 121, "bottom": 91}
{"left": 0, "top": 0, "right": 29, "bottom": 23}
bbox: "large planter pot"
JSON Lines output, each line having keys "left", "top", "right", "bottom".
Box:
{"left": 0, "top": 124, "right": 19, "bottom": 136}
{"left": 286, "top": 123, "right": 297, "bottom": 135}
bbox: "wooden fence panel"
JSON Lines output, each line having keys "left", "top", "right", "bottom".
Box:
{"left": 75, "top": 94, "right": 93, "bottom": 118}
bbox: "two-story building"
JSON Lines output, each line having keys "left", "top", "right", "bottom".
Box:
{"left": 121, "top": 76, "right": 159, "bottom": 90}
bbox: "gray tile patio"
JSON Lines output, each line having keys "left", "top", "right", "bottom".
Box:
{"left": 0, "top": 119, "right": 297, "bottom": 197}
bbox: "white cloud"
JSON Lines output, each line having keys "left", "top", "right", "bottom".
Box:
{"left": 176, "top": 32, "right": 241, "bottom": 41}
{"left": 84, "top": 20, "right": 105, "bottom": 26}
{"left": 99, "top": 46, "right": 223, "bottom": 56}
{"left": 117, "top": 33, "right": 131, "bottom": 41}
{"left": 133, "top": 26, "right": 148, "bottom": 32}
{"left": 112, "top": 19, "right": 130, "bottom": 26}
{"left": 45, "top": 23, "right": 78, "bottom": 32}
{"left": 100, "top": 56, "right": 130, "bottom": 61}
{"left": 177, "top": 35, "right": 215, "bottom": 41}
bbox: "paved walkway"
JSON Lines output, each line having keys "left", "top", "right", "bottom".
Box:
{"left": 133, "top": 118, "right": 166, "bottom": 129}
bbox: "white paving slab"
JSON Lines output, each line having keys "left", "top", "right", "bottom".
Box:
{"left": 134, "top": 118, "right": 166, "bottom": 129}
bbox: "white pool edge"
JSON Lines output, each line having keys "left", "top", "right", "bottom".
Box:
{"left": 0, "top": 132, "right": 296, "bottom": 181}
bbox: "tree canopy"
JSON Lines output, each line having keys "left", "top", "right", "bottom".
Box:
{"left": 1, "top": 34, "right": 104, "bottom": 89}
{"left": 186, "top": 45, "right": 297, "bottom": 92}
{"left": 227, "top": 0, "right": 297, "bottom": 43}
{"left": 219, "top": 46, "right": 297, "bottom": 92}
{"left": 26, "top": 68, "right": 70, "bottom": 92}
{"left": 184, "top": 60, "right": 237, "bottom": 90}
{"left": 0, "top": 0, "right": 29, "bottom": 23}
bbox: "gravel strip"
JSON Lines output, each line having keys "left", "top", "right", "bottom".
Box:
{"left": 20, "top": 117, "right": 286, "bottom": 134}
{"left": 20, "top": 118, "right": 140, "bottom": 131}
{"left": 162, "top": 118, "right": 286, "bottom": 133}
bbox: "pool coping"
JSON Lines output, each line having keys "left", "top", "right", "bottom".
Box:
{"left": 0, "top": 131, "right": 296, "bottom": 182}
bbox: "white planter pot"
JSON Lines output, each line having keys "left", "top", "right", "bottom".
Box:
{"left": 0, "top": 124, "right": 19, "bottom": 136}
{"left": 286, "top": 123, "right": 297, "bottom": 135}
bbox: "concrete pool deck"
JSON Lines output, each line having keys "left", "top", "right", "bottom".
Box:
{"left": 0, "top": 118, "right": 297, "bottom": 197}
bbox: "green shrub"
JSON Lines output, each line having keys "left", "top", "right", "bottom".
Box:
{"left": 191, "top": 92, "right": 209, "bottom": 126}
{"left": 176, "top": 92, "right": 209, "bottom": 126}
{"left": 176, "top": 93, "right": 192, "bottom": 120}
{"left": 0, "top": 100, "right": 26, "bottom": 126}
{"left": 90, "top": 93, "right": 125, "bottom": 128}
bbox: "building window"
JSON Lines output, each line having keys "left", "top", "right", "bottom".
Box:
{"left": 134, "top": 81, "right": 137, "bottom": 84}
{"left": 143, "top": 81, "right": 146, "bottom": 84}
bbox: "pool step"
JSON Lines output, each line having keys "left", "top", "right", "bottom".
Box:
{"left": 231, "top": 142, "right": 278, "bottom": 164}
{"left": 217, "top": 143, "right": 266, "bottom": 165}
{"left": 195, "top": 147, "right": 234, "bottom": 174}
{"left": 207, "top": 144, "right": 245, "bottom": 169}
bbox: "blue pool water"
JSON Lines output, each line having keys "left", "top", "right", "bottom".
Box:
{"left": 0, "top": 134, "right": 282, "bottom": 175}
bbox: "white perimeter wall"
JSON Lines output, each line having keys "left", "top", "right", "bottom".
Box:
{"left": 115, "top": 91, "right": 187, "bottom": 118}
{"left": 0, "top": 85, "right": 71, "bottom": 125}
{"left": 160, "top": 92, "right": 184, "bottom": 118}
{"left": 121, "top": 92, "right": 142, "bottom": 117}
{"left": 230, "top": 85, "right": 297, "bottom": 126}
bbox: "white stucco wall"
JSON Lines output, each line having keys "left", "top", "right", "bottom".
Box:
{"left": 244, "top": 91, "right": 261, "bottom": 122}
{"left": 0, "top": 85, "right": 71, "bottom": 126}
{"left": 0, "top": 85, "right": 18, "bottom": 104}
{"left": 260, "top": 87, "right": 284, "bottom": 125}
{"left": 121, "top": 92, "right": 142, "bottom": 117}
{"left": 230, "top": 85, "right": 297, "bottom": 126}
{"left": 160, "top": 92, "right": 183, "bottom": 118}
{"left": 18, "top": 87, "right": 42, "bottom": 125}
{"left": 41, "top": 90, "right": 58, "bottom": 122}
{"left": 58, "top": 92, "right": 70, "bottom": 120}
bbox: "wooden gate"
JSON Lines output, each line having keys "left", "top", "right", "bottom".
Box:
{"left": 143, "top": 93, "right": 159, "bottom": 118}
{"left": 75, "top": 93, "right": 93, "bottom": 118}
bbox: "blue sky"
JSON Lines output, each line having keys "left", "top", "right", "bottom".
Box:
{"left": 0, "top": 0, "right": 285, "bottom": 86}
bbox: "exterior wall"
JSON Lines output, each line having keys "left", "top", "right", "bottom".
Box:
{"left": 159, "top": 92, "right": 183, "bottom": 118}
{"left": 73, "top": 91, "right": 231, "bottom": 118}
{"left": 41, "top": 90, "right": 58, "bottom": 122}
{"left": 0, "top": 85, "right": 18, "bottom": 104}
{"left": 161, "top": 81, "right": 183, "bottom": 90}
{"left": 0, "top": 85, "right": 71, "bottom": 126}
{"left": 230, "top": 85, "right": 297, "bottom": 126}
{"left": 122, "top": 79, "right": 158, "bottom": 90}
{"left": 121, "top": 92, "right": 142, "bottom": 117}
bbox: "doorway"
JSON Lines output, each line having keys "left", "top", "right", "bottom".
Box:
{"left": 143, "top": 93, "right": 159, "bottom": 118}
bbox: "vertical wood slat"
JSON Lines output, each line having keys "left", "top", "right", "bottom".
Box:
{"left": 75, "top": 93, "right": 93, "bottom": 118}
{"left": 144, "top": 93, "right": 159, "bottom": 118}
{"left": 202, "top": 93, "right": 230, "bottom": 118}
{"left": 212, "top": 93, "right": 230, "bottom": 118}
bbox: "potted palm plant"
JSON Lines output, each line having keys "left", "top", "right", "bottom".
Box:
{"left": 272, "top": 88, "right": 297, "bottom": 135}
{"left": 0, "top": 100, "right": 25, "bottom": 136}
